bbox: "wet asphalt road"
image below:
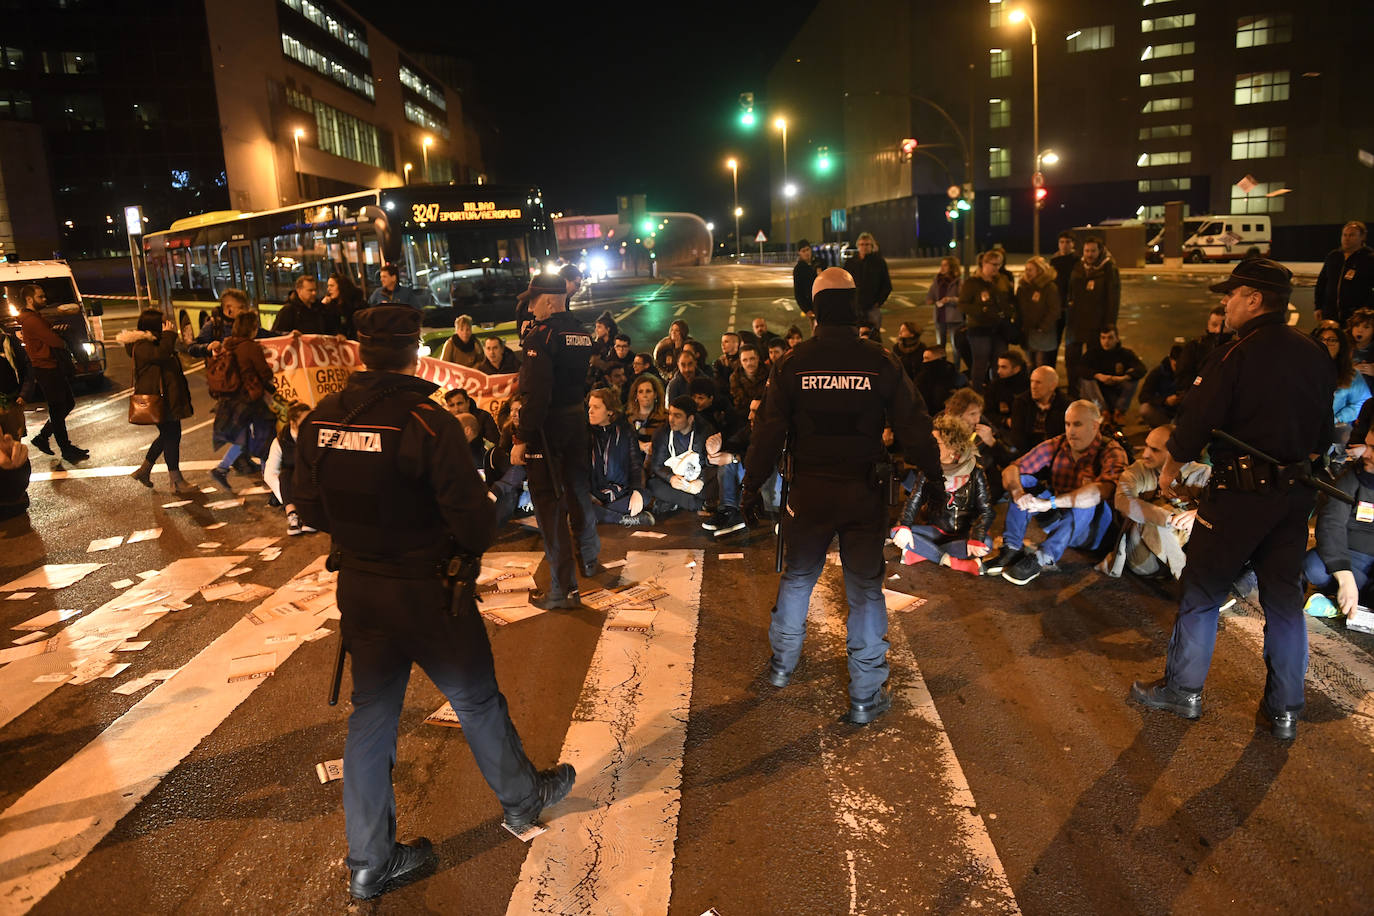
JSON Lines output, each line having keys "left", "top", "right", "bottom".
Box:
{"left": 1, "top": 264, "right": 1370, "bottom": 915}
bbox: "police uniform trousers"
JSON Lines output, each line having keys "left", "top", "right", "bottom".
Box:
{"left": 1165, "top": 484, "right": 1314, "bottom": 712}
{"left": 338, "top": 568, "right": 539, "bottom": 868}
{"left": 526, "top": 404, "right": 600, "bottom": 594}
{"left": 770, "top": 473, "right": 889, "bottom": 701}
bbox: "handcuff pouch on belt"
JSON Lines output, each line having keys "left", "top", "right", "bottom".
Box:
{"left": 873, "top": 460, "right": 901, "bottom": 506}
{"left": 1211, "top": 454, "right": 1304, "bottom": 494}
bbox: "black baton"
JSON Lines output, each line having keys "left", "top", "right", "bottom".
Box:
{"left": 327, "top": 637, "right": 345, "bottom": 706}
{"left": 1210, "top": 428, "right": 1356, "bottom": 506}
{"left": 775, "top": 444, "right": 791, "bottom": 574}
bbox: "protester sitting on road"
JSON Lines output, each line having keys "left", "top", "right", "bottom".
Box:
{"left": 1313, "top": 320, "right": 1370, "bottom": 448}
{"left": 890, "top": 414, "right": 994, "bottom": 574}
{"left": 785, "top": 325, "right": 805, "bottom": 348}
{"left": 765, "top": 339, "right": 788, "bottom": 368}
{"left": 744, "top": 316, "right": 782, "bottom": 353}
{"left": 486, "top": 395, "right": 531, "bottom": 528}
{"left": 666, "top": 347, "right": 709, "bottom": 403}
{"left": 692, "top": 377, "right": 750, "bottom": 536}
{"left": 599, "top": 363, "right": 630, "bottom": 406}
{"left": 1016, "top": 255, "right": 1062, "bottom": 368}
{"left": 985, "top": 399, "right": 1128, "bottom": 586}
{"left": 437, "top": 315, "right": 483, "bottom": 367}
{"left": 1176, "top": 306, "right": 1232, "bottom": 394}
{"left": 457, "top": 413, "right": 487, "bottom": 471}
{"left": 272, "top": 275, "right": 341, "bottom": 335}
{"left": 714, "top": 332, "right": 742, "bottom": 388}
{"left": 1349, "top": 309, "right": 1374, "bottom": 386}
{"left": 264, "top": 402, "right": 314, "bottom": 535}
{"left": 986, "top": 347, "right": 1030, "bottom": 431}
{"left": 892, "top": 321, "right": 924, "bottom": 380}
{"left": 632, "top": 352, "right": 659, "bottom": 381}
{"left": 690, "top": 376, "right": 741, "bottom": 443}
{"left": 587, "top": 387, "right": 654, "bottom": 528}
{"left": 646, "top": 395, "right": 715, "bottom": 517}
{"left": 654, "top": 319, "right": 693, "bottom": 377}
{"left": 926, "top": 255, "right": 963, "bottom": 350}
{"left": 609, "top": 333, "right": 634, "bottom": 372}
{"left": 1007, "top": 365, "right": 1069, "bottom": 457}
{"left": 592, "top": 311, "right": 619, "bottom": 362}
{"left": 208, "top": 310, "right": 275, "bottom": 491}
{"left": 730, "top": 344, "right": 768, "bottom": 415}
{"left": 627, "top": 373, "right": 668, "bottom": 456}
{"left": 1098, "top": 425, "right": 1210, "bottom": 579}
{"left": 944, "top": 387, "right": 1009, "bottom": 503}
{"left": 1079, "top": 325, "right": 1146, "bottom": 426}
{"left": 0, "top": 433, "right": 30, "bottom": 520}
{"left": 915, "top": 344, "right": 966, "bottom": 415}
{"left": 1303, "top": 426, "right": 1374, "bottom": 619}
{"left": 442, "top": 387, "right": 499, "bottom": 446}
{"left": 120, "top": 309, "right": 197, "bottom": 496}
{"left": 1139, "top": 344, "right": 1184, "bottom": 428}
{"left": 857, "top": 323, "right": 881, "bottom": 343}
{"left": 477, "top": 335, "right": 521, "bottom": 375}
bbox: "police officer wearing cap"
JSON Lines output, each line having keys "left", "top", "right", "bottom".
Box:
{"left": 1130, "top": 259, "right": 1336, "bottom": 740}
{"left": 742, "top": 268, "right": 941, "bottom": 724}
{"left": 510, "top": 271, "right": 601, "bottom": 608}
{"left": 293, "top": 307, "right": 574, "bottom": 900}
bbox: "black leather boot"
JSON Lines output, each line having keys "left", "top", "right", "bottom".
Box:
{"left": 1129, "top": 678, "right": 1202, "bottom": 719}
{"left": 348, "top": 838, "right": 437, "bottom": 900}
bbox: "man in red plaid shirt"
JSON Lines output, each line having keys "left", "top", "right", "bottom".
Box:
{"left": 984, "top": 399, "right": 1128, "bottom": 584}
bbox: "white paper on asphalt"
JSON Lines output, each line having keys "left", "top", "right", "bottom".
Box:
{"left": 0, "top": 555, "right": 333, "bottom": 910}
{"left": 0, "top": 564, "right": 104, "bottom": 592}
{"left": 506, "top": 550, "right": 702, "bottom": 915}
{"left": 4, "top": 592, "right": 34, "bottom": 601}
{"left": 126, "top": 528, "right": 162, "bottom": 544}
{"left": 86, "top": 536, "right": 124, "bottom": 553}
{"left": 0, "top": 557, "right": 244, "bottom": 729}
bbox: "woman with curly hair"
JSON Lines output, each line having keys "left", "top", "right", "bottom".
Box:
{"left": 890, "top": 414, "right": 995, "bottom": 574}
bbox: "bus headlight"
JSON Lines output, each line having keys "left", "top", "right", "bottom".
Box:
{"left": 83, "top": 342, "right": 96, "bottom": 355}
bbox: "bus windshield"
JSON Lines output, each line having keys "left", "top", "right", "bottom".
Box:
{"left": 401, "top": 228, "right": 534, "bottom": 313}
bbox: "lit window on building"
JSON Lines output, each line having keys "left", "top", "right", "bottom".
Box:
{"left": 58, "top": 94, "right": 104, "bottom": 130}
{"left": 279, "top": 0, "right": 370, "bottom": 57}
{"left": 1236, "top": 14, "right": 1291, "bottom": 48}
{"left": 1137, "top": 150, "right": 1192, "bottom": 167}
{"left": 287, "top": 90, "right": 393, "bottom": 170}
{"left": 989, "top": 48, "right": 1011, "bottom": 78}
{"left": 990, "top": 195, "right": 1010, "bottom": 227}
{"left": 988, "top": 147, "right": 1011, "bottom": 178}
{"left": 1138, "top": 177, "right": 1192, "bottom": 192}
{"left": 1066, "top": 26, "right": 1115, "bottom": 52}
{"left": 989, "top": 0, "right": 1004, "bottom": 28}
{"left": 1141, "top": 41, "right": 1194, "bottom": 60}
{"left": 1231, "top": 126, "right": 1286, "bottom": 159}
{"left": 1140, "top": 69, "right": 1194, "bottom": 87}
{"left": 988, "top": 98, "right": 1011, "bottom": 129}
{"left": 400, "top": 65, "right": 447, "bottom": 111}
{"left": 1231, "top": 180, "right": 1286, "bottom": 213}
{"left": 170, "top": 169, "right": 191, "bottom": 190}
{"left": 280, "top": 32, "right": 375, "bottom": 100}
{"left": 1, "top": 47, "right": 23, "bottom": 70}
{"left": 1141, "top": 0, "right": 1178, "bottom": 5}
{"left": 1138, "top": 123, "right": 1192, "bottom": 140}
{"left": 404, "top": 101, "right": 450, "bottom": 139}
{"left": 43, "top": 51, "right": 97, "bottom": 75}
{"left": 1141, "top": 13, "right": 1195, "bottom": 31}
{"left": 1140, "top": 96, "right": 1192, "bottom": 113}
{"left": 131, "top": 102, "right": 158, "bottom": 128}
{"left": 1234, "top": 71, "right": 1290, "bottom": 105}
{"left": 0, "top": 90, "right": 33, "bottom": 119}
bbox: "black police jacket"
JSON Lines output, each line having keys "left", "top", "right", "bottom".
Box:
{"left": 743, "top": 325, "right": 940, "bottom": 489}
{"left": 517, "top": 310, "right": 594, "bottom": 450}
{"left": 897, "top": 465, "right": 995, "bottom": 545}
{"left": 292, "top": 371, "right": 493, "bottom": 559}
{"left": 1169, "top": 310, "right": 1336, "bottom": 467}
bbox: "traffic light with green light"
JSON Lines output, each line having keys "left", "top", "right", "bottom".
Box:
{"left": 815, "top": 146, "right": 831, "bottom": 173}
{"left": 739, "top": 92, "right": 756, "bottom": 128}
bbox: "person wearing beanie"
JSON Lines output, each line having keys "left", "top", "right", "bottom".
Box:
{"left": 292, "top": 305, "right": 575, "bottom": 900}
{"left": 510, "top": 272, "right": 602, "bottom": 608}
{"left": 742, "top": 267, "right": 941, "bottom": 726}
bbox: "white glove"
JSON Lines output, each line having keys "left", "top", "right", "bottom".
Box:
{"left": 892, "top": 526, "right": 915, "bottom": 551}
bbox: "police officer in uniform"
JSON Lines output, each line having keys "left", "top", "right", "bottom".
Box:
{"left": 742, "top": 268, "right": 941, "bottom": 724}
{"left": 1130, "top": 260, "right": 1336, "bottom": 740}
{"left": 293, "top": 307, "right": 574, "bottom": 900}
{"left": 511, "top": 272, "right": 601, "bottom": 608}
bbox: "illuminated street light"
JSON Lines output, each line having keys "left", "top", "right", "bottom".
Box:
{"left": 734, "top": 207, "right": 744, "bottom": 217}
{"left": 292, "top": 127, "right": 306, "bottom": 199}
{"left": 403, "top": 162, "right": 412, "bottom": 185}
{"left": 422, "top": 135, "right": 434, "bottom": 181}
{"left": 706, "top": 222, "right": 714, "bottom": 231}
{"left": 1009, "top": 8, "right": 1044, "bottom": 254}
{"left": 1040, "top": 150, "right": 1060, "bottom": 166}
{"left": 727, "top": 157, "right": 741, "bottom": 259}
{"left": 774, "top": 116, "right": 792, "bottom": 257}
{"left": 783, "top": 183, "right": 797, "bottom": 198}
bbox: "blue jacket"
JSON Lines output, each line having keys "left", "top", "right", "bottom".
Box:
{"left": 1335, "top": 372, "right": 1371, "bottom": 424}
{"left": 589, "top": 418, "right": 641, "bottom": 503}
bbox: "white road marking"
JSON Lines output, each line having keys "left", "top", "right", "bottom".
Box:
{"left": 811, "top": 591, "right": 1020, "bottom": 913}
{"left": 614, "top": 305, "right": 642, "bottom": 323}
{"left": 29, "top": 459, "right": 223, "bottom": 482}
{"left": 773, "top": 297, "right": 796, "bottom": 312}
{"left": 505, "top": 549, "right": 702, "bottom": 915}
{"left": 673, "top": 304, "right": 688, "bottom": 317}
{"left": 0, "top": 557, "right": 333, "bottom": 912}
{"left": 890, "top": 295, "right": 916, "bottom": 310}
{"left": 0, "top": 556, "right": 244, "bottom": 730}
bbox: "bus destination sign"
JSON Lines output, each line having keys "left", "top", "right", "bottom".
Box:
{"left": 410, "top": 200, "right": 522, "bottom": 227}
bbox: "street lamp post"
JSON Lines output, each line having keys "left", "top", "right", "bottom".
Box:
{"left": 1010, "top": 9, "right": 1042, "bottom": 255}
{"left": 403, "top": 162, "right": 412, "bottom": 185}
{"left": 774, "top": 116, "right": 790, "bottom": 259}
{"left": 422, "top": 135, "right": 433, "bottom": 182}
{"left": 727, "top": 157, "right": 741, "bottom": 260}
{"left": 292, "top": 127, "right": 305, "bottom": 200}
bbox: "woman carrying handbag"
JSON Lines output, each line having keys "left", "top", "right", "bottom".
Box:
{"left": 118, "top": 309, "right": 196, "bottom": 495}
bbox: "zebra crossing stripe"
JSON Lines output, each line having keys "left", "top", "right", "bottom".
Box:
{"left": 0, "top": 556, "right": 332, "bottom": 913}
{"left": 505, "top": 549, "right": 702, "bottom": 914}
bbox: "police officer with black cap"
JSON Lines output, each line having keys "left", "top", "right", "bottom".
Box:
{"left": 293, "top": 306, "right": 574, "bottom": 900}
{"left": 742, "top": 268, "right": 941, "bottom": 724}
{"left": 510, "top": 271, "right": 601, "bottom": 608}
{"left": 1130, "top": 259, "right": 1336, "bottom": 741}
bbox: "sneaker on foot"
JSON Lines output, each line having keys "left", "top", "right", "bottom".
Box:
{"left": 210, "top": 467, "right": 232, "bottom": 491}
{"left": 982, "top": 544, "right": 1022, "bottom": 576}
{"left": 619, "top": 510, "right": 656, "bottom": 528}
{"left": 700, "top": 508, "right": 726, "bottom": 531}
{"left": 712, "top": 508, "right": 746, "bottom": 537}
{"left": 1003, "top": 553, "right": 1044, "bottom": 585}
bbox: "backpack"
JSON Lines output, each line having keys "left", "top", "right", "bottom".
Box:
{"left": 205, "top": 347, "right": 241, "bottom": 397}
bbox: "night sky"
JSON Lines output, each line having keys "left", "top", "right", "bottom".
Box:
{"left": 350, "top": 0, "right": 815, "bottom": 232}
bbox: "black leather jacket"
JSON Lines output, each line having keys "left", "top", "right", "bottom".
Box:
{"left": 897, "top": 464, "right": 995, "bottom": 545}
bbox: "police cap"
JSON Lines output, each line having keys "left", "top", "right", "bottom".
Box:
{"left": 528, "top": 270, "right": 566, "bottom": 296}
{"left": 354, "top": 306, "right": 421, "bottom": 349}
{"left": 1208, "top": 258, "right": 1293, "bottom": 296}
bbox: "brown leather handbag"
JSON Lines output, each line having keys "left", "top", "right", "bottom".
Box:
{"left": 128, "top": 360, "right": 164, "bottom": 426}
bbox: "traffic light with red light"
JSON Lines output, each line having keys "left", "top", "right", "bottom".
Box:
{"left": 1034, "top": 186, "right": 1049, "bottom": 209}
{"left": 899, "top": 138, "right": 918, "bottom": 161}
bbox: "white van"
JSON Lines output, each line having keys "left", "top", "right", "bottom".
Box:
{"left": 0, "top": 259, "right": 107, "bottom": 382}
{"left": 1148, "top": 215, "right": 1271, "bottom": 263}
